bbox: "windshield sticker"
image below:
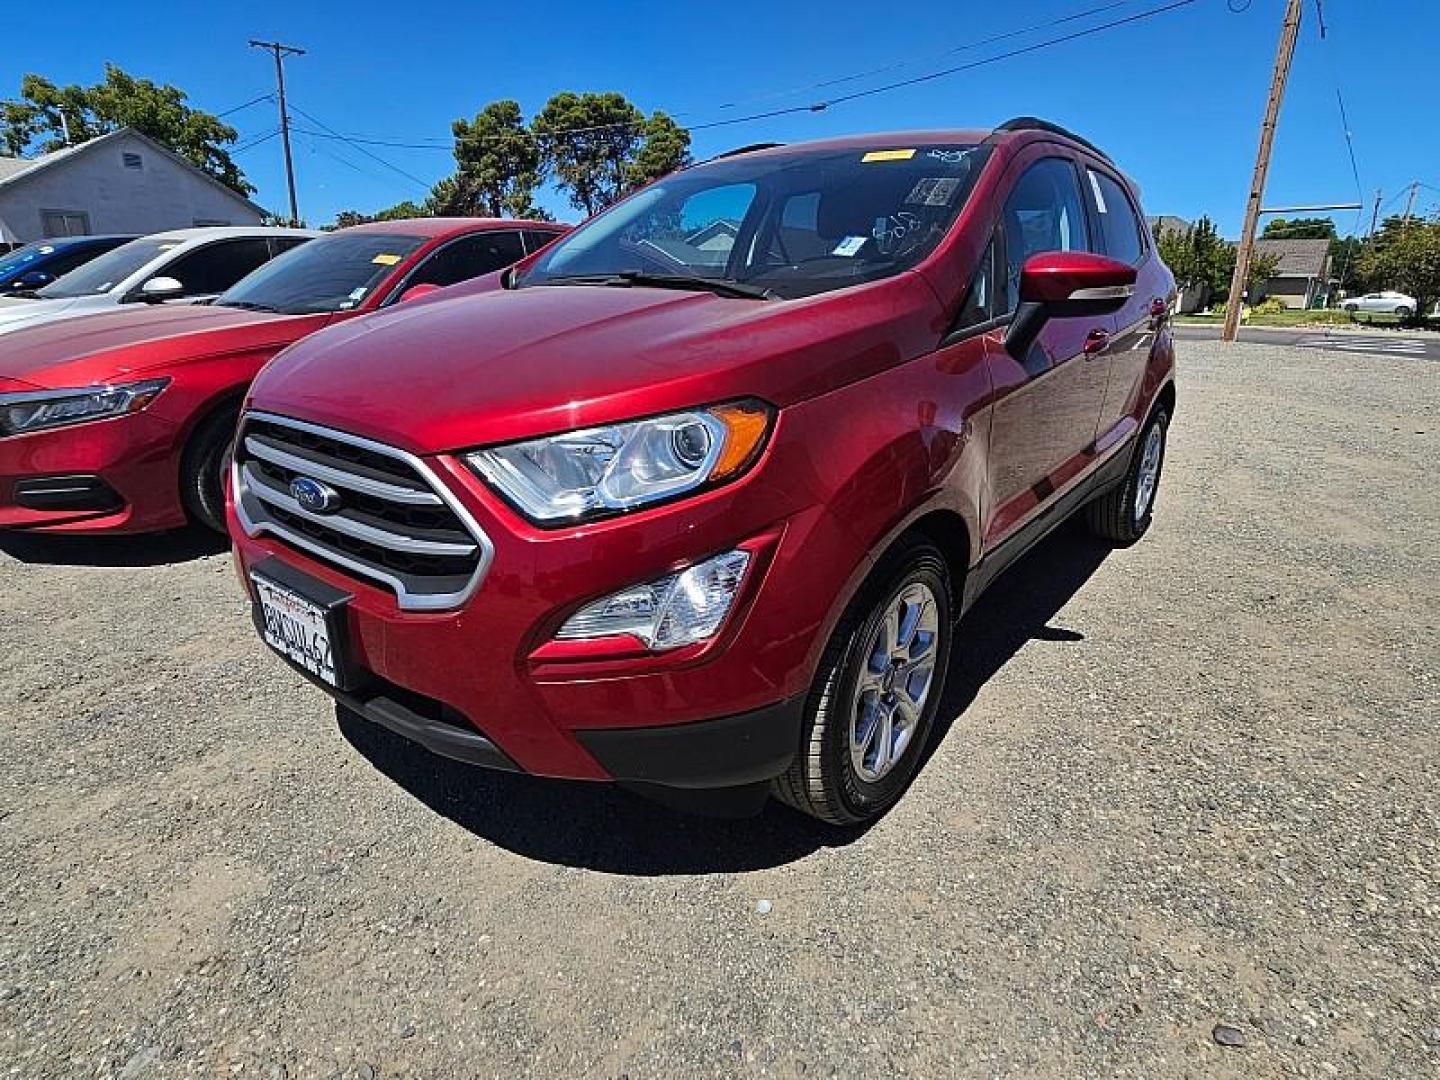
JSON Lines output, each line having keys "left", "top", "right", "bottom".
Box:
{"left": 1089, "top": 171, "right": 1109, "bottom": 213}
{"left": 832, "top": 235, "right": 869, "bottom": 257}
{"left": 861, "top": 149, "right": 916, "bottom": 163}
{"left": 39, "top": 246, "right": 55, "bottom": 254}
{"left": 905, "top": 177, "right": 963, "bottom": 207}
{"left": 371, "top": 253, "right": 402, "bottom": 265}
{"left": 348, "top": 287, "right": 368, "bottom": 300}
{"left": 926, "top": 148, "right": 970, "bottom": 165}
{"left": 158, "top": 243, "right": 178, "bottom": 251}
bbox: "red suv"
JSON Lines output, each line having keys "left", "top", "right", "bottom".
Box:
{"left": 0, "top": 219, "right": 564, "bottom": 535}
{"left": 229, "top": 119, "right": 1175, "bottom": 824}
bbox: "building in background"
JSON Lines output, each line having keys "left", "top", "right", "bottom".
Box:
{"left": 0, "top": 128, "right": 265, "bottom": 248}
{"left": 1248, "top": 237, "right": 1331, "bottom": 309}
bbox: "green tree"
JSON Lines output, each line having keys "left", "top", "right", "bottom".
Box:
{"left": 1155, "top": 215, "right": 1230, "bottom": 297}
{"left": 1261, "top": 216, "right": 1337, "bottom": 240}
{"left": 533, "top": 92, "right": 691, "bottom": 215}
{"left": 448, "top": 100, "right": 545, "bottom": 218}
{"left": 1356, "top": 216, "right": 1440, "bottom": 319}
{"left": 1, "top": 65, "right": 252, "bottom": 195}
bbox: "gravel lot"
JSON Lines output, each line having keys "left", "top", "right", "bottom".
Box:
{"left": 1, "top": 340, "right": 1436, "bottom": 1079}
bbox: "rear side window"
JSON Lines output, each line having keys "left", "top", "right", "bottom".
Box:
{"left": 522, "top": 229, "right": 562, "bottom": 254}
{"left": 403, "top": 231, "right": 526, "bottom": 290}
{"left": 1087, "top": 169, "right": 1146, "bottom": 266}
{"left": 1001, "top": 158, "right": 1091, "bottom": 312}
{"left": 162, "top": 239, "right": 275, "bottom": 296}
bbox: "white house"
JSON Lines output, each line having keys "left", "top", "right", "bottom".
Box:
{"left": 0, "top": 128, "right": 266, "bottom": 247}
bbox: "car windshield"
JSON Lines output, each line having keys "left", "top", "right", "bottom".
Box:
{"left": 0, "top": 243, "right": 50, "bottom": 277}
{"left": 520, "top": 142, "right": 991, "bottom": 300}
{"left": 214, "top": 232, "right": 425, "bottom": 315}
{"left": 35, "top": 237, "right": 181, "bottom": 298}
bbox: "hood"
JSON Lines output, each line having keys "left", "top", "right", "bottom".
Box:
{"left": 248, "top": 275, "right": 945, "bottom": 454}
{"left": 0, "top": 303, "right": 333, "bottom": 390}
{"left": 0, "top": 294, "right": 84, "bottom": 332}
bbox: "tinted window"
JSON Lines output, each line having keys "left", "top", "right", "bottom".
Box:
{"left": 954, "top": 239, "right": 998, "bottom": 330}
{"left": 36, "top": 237, "right": 183, "bottom": 298}
{"left": 215, "top": 232, "right": 425, "bottom": 315}
{"left": 522, "top": 143, "right": 991, "bottom": 300}
{"left": 1088, "top": 169, "right": 1146, "bottom": 266}
{"left": 403, "top": 231, "right": 526, "bottom": 291}
{"left": 160, "top": 239, "right": 276, "bottom": 296}
{"left": 523, "top": 229, "right": 562, "bottom": 254}
{"left": 270, "top": 237, "right": 311, "bottom": 257}
{"left": 1001, "top": 158, "right": 1091, "bottom": 312}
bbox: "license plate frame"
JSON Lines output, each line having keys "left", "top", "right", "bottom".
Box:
{"left": 248, "top": 557, "right": 357, "bottom": 691}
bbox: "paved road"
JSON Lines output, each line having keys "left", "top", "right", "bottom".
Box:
{"left": 1174, "top": 321, "right": 1440, "bottom": 360}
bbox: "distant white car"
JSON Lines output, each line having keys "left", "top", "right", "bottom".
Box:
{"left": 0, "top": 226, "right": 318, "bottom": 337}
{"left": 1341, "top": 290, "right": 1418, "bottom": 317}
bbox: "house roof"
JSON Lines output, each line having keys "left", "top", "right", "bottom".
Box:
{"left": 1147, "top": 215, "right": 1192, "bottom": 237}
{"left": 0, "top": 128, "right": 267, "bottom": 217}
{"left": 1251, "top": 238, "right": 1330, "bottom": 279}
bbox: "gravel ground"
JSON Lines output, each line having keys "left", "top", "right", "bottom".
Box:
{"left": 1, "top": 340, "right": 1436, "bottom": 1079}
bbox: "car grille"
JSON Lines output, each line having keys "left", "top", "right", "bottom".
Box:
{"left": 232, "top": 411, "right": 493, "bottom": 611}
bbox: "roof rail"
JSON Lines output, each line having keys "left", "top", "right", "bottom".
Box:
{"left": 989, "top": 117, "right": 1113, "bottom": 163}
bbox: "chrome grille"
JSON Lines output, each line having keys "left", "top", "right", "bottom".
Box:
{"left": 232, "top": 411, "right": 493, "bottom": 610}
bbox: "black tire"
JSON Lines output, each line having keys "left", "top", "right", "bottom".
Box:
{"left": 1395, "top": 306, "right": 1413, "bottom": 318}
{"left": 179, "top": 405, "right": 240, "bottom": 534}
{"left": 773, "top": 536, "right": 953, "bottom": 825}
{"left": 1085, "top": 407, "right": 1169, "bottom": 546}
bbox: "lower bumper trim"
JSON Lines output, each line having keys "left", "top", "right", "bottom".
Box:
{"left": 336, "top": 684, "right": 519, "bottom": 773}
{"left": 576, "top": 696, "right": 805, "bottom": 789}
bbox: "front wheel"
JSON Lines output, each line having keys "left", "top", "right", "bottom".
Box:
{"left": 1085, "top": 407, "right": 1169, "bottom": 546}
{"left": 773, "top": 537, "right": 952, "bottom": 825}
{"left": 180, "top": 406, "right": 240, "bottom": 534}
{"left": 1395, "top": 306, "right": 1413, "bottom": 318}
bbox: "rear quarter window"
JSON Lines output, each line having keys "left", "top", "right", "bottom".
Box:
{"left": 1087, "top": 169, "right": 1147, "bottom": 266}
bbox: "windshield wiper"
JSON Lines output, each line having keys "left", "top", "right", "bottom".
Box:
{"left": 534, "top": 271, "right": 776, "bottom": 300}
{"left": 217, "top": 300, "right": 282, "bottom": 313}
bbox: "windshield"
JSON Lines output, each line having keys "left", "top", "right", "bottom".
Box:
{"left": 0, "top": 243, "right": 50, "bottom": 278}
{"left": 215, "top": 232, "right": 425, "bottom": 315}
{"left": 36, "top": 237, "right": 181, "bottom": 298}
{"left": 521, "top": 142, "right": 990, "bottom": 299}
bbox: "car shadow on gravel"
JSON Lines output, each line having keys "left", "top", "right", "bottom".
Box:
{"left": 0, "top": 526, "right": 226, "bottom": 567}
{"left": 340, "top": 519, "right": 1113, "bottom": 875}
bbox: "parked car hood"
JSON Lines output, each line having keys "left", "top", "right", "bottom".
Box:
{"left": 0, "top": 294, "right": 88, "bottom": 333}
{"left": 0, "top": 303, "right": 333, "bottom": 390}
{"left": 247, "top": 276, "right": 945, "bottom": 455}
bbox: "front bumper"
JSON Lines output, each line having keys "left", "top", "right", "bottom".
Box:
{"left": 0, "top": 411, "right": 187, "bottom": 534}
{"left": 228, "top": 424, "right": 844, "bottom": 787}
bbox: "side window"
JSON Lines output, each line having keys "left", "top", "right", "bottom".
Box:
{"left": 1087, "top": 169, "right": 1146, "bottom": 266}
{"left": 954, "top": 239, "right": 997, "bottom": 331}
{"left": 405, "top": 231, "right": 526, "bottom": 290}
{"left": 522, "top": 229, "right": 560, "bottom": 254}
{"left": 1000, "top": 158, "right": 1091, "bottom": 312}
{"left": 161, "top": 239, "right": 274, "bottom": 296}
{"left": 270, "top": 237, "right": 311, "bottom": 257}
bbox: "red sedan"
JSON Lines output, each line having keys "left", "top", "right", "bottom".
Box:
{"left": 0, "top": 218, "right": 566, "bottom": 534}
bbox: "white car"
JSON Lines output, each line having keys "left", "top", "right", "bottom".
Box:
{"left": 1341, "top": 290, "right": 1418, "bottom": 317}
{"left": 0, "top": 226, "right": 318, "bottom": 336}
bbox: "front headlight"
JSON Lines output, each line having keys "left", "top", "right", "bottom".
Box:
{"left": 466, "top": 400, "right": 772, "bottom": 524}
{"left": 0, "top": 378, "right": 170, "bottom": 436}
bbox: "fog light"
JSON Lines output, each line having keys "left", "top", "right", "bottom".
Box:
{"left": 557, "top": 549, "right": 750, "bottom": 650}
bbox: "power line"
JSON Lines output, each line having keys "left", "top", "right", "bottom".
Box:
{"left": 233, "top": 128, "right": 281, "bottom": 154}
{"left": 216, "top": 93, "right": 274, "bottom": 119}
{"left": 287, "top": 104, "right": 434, "bottom": 193}
{"left": 249, "top": 40, "right": 305, "bottom": 225}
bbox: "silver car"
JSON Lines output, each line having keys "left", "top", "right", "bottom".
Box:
{"left": 1341, "top": 290, "right": 1418, "bottom": 317}
{"left": 0, "top": 226, "right": 318, "bottom": 336}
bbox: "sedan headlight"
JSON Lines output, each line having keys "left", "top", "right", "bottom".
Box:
{"left": 466, "top": 400, "right": 772, "bottom": 524}
{"left": 0, "top": 378, "right": 170, "bottom": 436}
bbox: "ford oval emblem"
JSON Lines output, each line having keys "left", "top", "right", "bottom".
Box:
{"left": 290, "top": 476, "right": 341, "bottom": 514}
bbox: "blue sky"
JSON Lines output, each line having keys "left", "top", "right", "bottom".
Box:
{"left": 4, "top": 0, "right": 1437, "bottom": 234}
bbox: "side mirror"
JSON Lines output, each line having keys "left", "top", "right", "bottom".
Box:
{"left": 397, "top": 282, "right": 443, "bottom": 304}
{"left": 1004, "top": 251, "right": 1137, "bottom": 358}
{"left": 137, "top": 276, "right": 184, "bottom": 302}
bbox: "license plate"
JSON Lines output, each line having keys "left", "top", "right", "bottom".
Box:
{"left": 252, "top": 572, "right": 341, "bottom": 687}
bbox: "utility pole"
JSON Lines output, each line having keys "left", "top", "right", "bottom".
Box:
{"left": 249, "top": 39, "right": 305, "bottom": 226}
{"left": 1402, "top": 180, "right": 1419, "bottom": 229}
{"left": 1368, "top": 188, "right": 1382, "bottom": 237}
{"left": 1222, "top": 0, "right": 1302, "bottom": 343}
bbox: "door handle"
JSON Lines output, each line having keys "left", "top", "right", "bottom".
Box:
{"left": 1083, "top": 328, "right": 1109, "bottom": 356}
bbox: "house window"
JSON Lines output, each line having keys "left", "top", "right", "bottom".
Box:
{"left": 40, "top": 210, "right": 91, "bottom": 237}
{"left": 122, "top": 152, "right": 143, "bottom": 170}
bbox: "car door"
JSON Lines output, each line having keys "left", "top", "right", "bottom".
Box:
{"left": 143, "top": 238, "right": 276, "bottom": 303}
{"left": 982, "top": 154, "right": 1111, "bottom": 548}
{"left": 1083, "top": 163, "right": 1162, "bottom": 453}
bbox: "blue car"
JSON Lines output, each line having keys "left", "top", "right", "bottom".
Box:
{"left": 0, "top": 235, "right": 137, "bottom": 295}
